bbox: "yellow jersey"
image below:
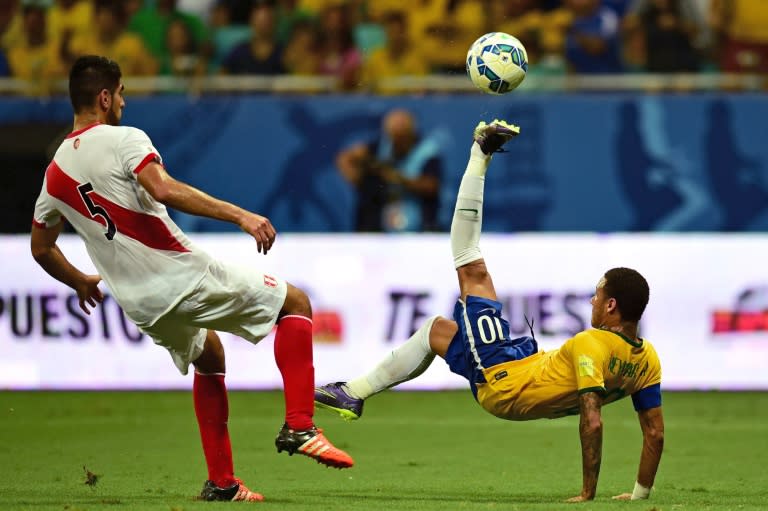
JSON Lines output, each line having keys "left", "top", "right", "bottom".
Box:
{"left": 47, "top": 1, "right": 94, "bottom": 47}
{"left": 723, "top": 0, "right": 768, "bottom": 43}
{"left": 69, "top": 33, "right": 158, "bottom": 77}
{"left": 360, "top": 47, "right": 428, "bottom": 94}
{"left": 476, "top": 329, "right": 662, "bottom": 421}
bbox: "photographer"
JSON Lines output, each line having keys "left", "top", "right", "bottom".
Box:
{"left": 336, "top": 109, "right": 444, "bottom": 232}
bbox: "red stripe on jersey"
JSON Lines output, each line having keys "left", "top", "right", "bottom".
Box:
{"left": 134, "top": 153, "right": 159, "bottom": 174}
{"left": 45, "top": 161, "right": 190, "bottom": 253}
{"left": 66, "top": 123, "right": 101, "bottom": 139}
{"left": 31, "top": 219, "right": 48, "bottom": 229}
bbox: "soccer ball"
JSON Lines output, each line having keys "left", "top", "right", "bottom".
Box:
{"left": 466, "top": 32, "right": 528, "bottom": 95}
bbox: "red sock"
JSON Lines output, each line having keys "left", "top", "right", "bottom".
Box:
{"left": 193, "top": 372, "right": 235, "bottom": 488}
{"left": 274, "top": 315, "right": 315, "bottom": 430}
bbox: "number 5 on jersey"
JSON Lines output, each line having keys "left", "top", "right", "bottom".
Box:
{"left": 78, "top": 182, "right": 116, "bottom": 240}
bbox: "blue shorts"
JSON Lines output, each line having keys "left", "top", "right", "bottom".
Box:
{"left": 444, "top": 295, "right": 539, "bottom": 398}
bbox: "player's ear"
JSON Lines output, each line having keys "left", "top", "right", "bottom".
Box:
{"left": 606, "top": 297, "right": 618, "bottom": 314}
{"left": 98, "top": 89, "right": 111, "bottom": 111}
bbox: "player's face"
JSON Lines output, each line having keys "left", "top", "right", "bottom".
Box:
{"left": 106, "top": 83, "right": 125, "bottom": 126}
{"left": 590, "top": 278, "right": 608, "bottom": 328}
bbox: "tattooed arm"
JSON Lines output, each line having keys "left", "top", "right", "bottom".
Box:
{"left": 612, "top": 406, "right": 665, "bottom": 500}
{"left": 566, "top": 391, "right": 604, "bottom": 502}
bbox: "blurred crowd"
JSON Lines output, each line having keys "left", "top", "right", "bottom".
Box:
{"left": 1, "top": 0, "right": 767, "bottom": 94}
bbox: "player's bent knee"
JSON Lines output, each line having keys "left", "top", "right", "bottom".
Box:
{"left": 429, "top": 316, "right": 458, "bottom": 358}
{"left": 193, "top": 330, "right": 226, "bottom": 374}
{"left": 280, "top": 283, "right": 312, "bottom": 319}
{"left": 457, "top": 260, "right": 491, "bottom": 282}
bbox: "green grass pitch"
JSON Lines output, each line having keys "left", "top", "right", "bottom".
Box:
{"left": 0, "top": 390, "right": 766, "bottom": 511}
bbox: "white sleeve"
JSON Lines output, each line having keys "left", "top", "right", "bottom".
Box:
{"left": 116, "top": 127, "right": 163, "bottom": 180}
{"left": 32, "top": 177, "right": 63, "bottom": 228}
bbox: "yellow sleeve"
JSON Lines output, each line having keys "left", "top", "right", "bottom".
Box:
{"left": 569, "top": 333, "right": 607, "bottom": 395}
{"left": 639, "top": 342, "right": 663, "bottom": 388}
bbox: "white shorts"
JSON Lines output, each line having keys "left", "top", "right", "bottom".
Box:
{"left": 141, "top": 259, "right": 288, "bottom": 374}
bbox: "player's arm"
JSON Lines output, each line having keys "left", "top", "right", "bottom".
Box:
{"left": 336, "top": 143, "right": 370, "bottom": 185}
{"left": 380, "top": 157, "right": 440, "bottom": 198}
{"left": 567, "top": 391, "right": 604, "bottom": 502}
{"left": 31, "top": 222, "right": 104, "bottom": 314}
{"left": 637, "top": 407, "right": 664, "bottom": 488}
{"left": 137, "top": 162, "right": 275, "bottom": 254}
{"left": 613, "top": 386, "right": 664, "bottom": 501}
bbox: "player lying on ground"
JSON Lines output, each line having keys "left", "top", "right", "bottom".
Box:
{"left": 315, "top": 120, "right": 664, "bottom": 502}
{"left": 30, "top": 55, "right": 353, "bottom": 503}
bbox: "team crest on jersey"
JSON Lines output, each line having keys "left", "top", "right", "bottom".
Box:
{"left": 263, "top": 275, "right": 277, "bottom": 288}
{"left": 73, "top": 138, "right": 80, "bottom": 149}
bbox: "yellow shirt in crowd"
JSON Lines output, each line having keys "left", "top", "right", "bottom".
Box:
{"left": 69, "top": 33, "right": 158, "bottom": 76}
{"left": 722, "top": 0, "right": 768, "bottom": 43}
{"left": 8, "top": 40, "right": 65, "bottom": 92}
{"left": 1, "top": 11, "right": 23, "bottom": 50}
{"left": 408, "top": 0, "right": 484, "bottom": 70}
{"left": 361, "top": 46, "right": 428, "bottom": 93}
{"left": 47, "top": 0, "right": 93, "bottom": 46}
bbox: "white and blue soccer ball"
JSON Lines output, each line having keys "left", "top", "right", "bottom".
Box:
{"left": 466, "top": 32, "right": 528, "bottom": 95}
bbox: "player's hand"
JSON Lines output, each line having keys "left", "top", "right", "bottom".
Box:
{"left": 239, "top": 213, "right": 276, "bottom": 254}
{"left": 611, "top": 493, "right": 633, "bottom": 501}
{"left": 378, "top": 166, "right": 405, "bottom": 185}
{"left": 74, "top": 274, "right": 104, "bottom": 315}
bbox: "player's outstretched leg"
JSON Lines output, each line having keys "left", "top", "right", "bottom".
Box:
{"left": 452, "top": 120, "right": 519, "bottom": 300}
{"left": 315, "top": 381, "right": 365, "bottom": 421}
{"left": 273, "top": 285, "right": 354, "bottom": 468}
{"left": 314, "top": 316, "right": 439, "bottom": 421}
{"left": 453, "top": 120, "right": 520, "bottom": 270}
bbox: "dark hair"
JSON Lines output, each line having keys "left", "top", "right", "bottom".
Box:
{"left": 318, "top": 4, "right": 355, "bottom": 52}
{"left": 381, "top": 10, "right": 406, "bottom": 26}
{"left": 69, "top": 55, "right": 122, "bottom": 114}
{"left": 95, "top": 0, "right": 127, "bottom": 22}
{"left": 602, "top": 267, "right": 649, "bottom": 322}
{"left": 251, "top": 0, "right": 277, "bottom": 9}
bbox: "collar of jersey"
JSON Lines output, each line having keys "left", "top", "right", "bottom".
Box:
{"left": 66, "top": 122, "right": 102, "bottom": 139}
{"left": 600, "top": 327, "right": 643, "bottom": 348}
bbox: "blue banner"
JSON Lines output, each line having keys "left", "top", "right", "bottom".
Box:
{"left": 3, "top": 93, "right": 767, "bottom": 232}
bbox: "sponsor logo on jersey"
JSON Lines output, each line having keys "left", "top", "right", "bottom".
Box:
{"left": 263, "top": 275, "right": 278, "bottom": 288}
{"left": 73, "top": 138, "right": 80, "bottom": 149}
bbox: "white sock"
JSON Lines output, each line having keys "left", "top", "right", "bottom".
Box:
{"left": 451, "top": 142, "right": 489, "bottom": 268}
{"left": 345, "top": 316, "right": 438, "bottom": 399}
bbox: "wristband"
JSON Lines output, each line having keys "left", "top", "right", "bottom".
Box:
{"left": 631, "top": 481, "right": 651, "bottom": 500}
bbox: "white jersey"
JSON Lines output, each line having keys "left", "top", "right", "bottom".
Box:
{"left": 33, "top": 123, "right": 213, "bottom": 328}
